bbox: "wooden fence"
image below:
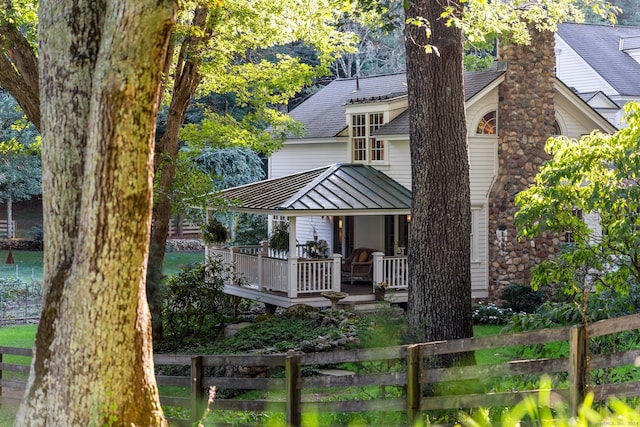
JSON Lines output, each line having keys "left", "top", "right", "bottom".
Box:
{"left": 1, "top": 313, "right": 640, "bottom": 426}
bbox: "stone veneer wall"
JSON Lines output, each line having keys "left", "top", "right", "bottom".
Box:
{"left": 488, "top": 30, "right": 560, "bottom": 298}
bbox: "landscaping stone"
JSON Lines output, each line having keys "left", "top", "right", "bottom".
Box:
{"left": 224, "top": 322, "right": 253, "bottom": 338}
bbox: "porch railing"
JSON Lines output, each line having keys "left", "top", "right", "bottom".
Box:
{"left": 376, "top": 254, "right": 409, "bottom": 289}
{"left": 209, "top": 247, "right": 408, "bottom": 298}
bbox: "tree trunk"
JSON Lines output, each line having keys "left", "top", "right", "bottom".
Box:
{"left": 16, "top": 1, "right": 177, "bottom": 425}
{"left": 6, "top": 194, "right": 11, "bottom": 239}
{"left": 148, "top": 5, "right": 211, "bottom": 342}
{"left": 0, "top": 22, "right": 40, "bottom": 130}
{"left": 404, "top": 0, "right": 474, "bottom": 360}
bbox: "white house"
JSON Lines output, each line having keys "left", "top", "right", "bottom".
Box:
{"left": 208, "top": 35, "right": 616, "bottom": 310}
{"left": 556, "top": 23, "right": 640, "bottom": 128}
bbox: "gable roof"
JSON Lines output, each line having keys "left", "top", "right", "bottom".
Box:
{"left": 558, "top": 23, "right": 640, "bottom": 97}
{"left": 374, "top": 64, "right": 506, "bottom": 136}
{"left": 214, "top": 163, "right": 411, "bottom": 216}
{"left": 289, "top": 63, "right": 507, "bottom": 139}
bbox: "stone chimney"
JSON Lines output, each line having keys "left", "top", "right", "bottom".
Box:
{"left": 488, "top": 29, "right": 560, "bottom": 296}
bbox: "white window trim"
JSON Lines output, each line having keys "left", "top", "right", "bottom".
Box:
{"left": 471, "top": 207, "right": 481, "bottom": 263}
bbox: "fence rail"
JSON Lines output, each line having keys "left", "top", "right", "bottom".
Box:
{"left": 1, "top": 314, "right": 640, "bottom": 426}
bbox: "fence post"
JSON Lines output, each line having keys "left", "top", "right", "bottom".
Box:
{"left": 568, "top": 325, "right": 587, "bottom": 417}
{"left": 190, "top": 355, "right": 204, "bottom": 425}
{"left": 407, "top": 344, "right": 422, "bottom": 426}
{"left": 286, "top": 354, "right": 301, "bottom": 427}
{"left": 0, "top": 349, "right": 3, "bottom": 397}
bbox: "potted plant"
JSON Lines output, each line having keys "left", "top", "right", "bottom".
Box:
{"left": 268, "top": 222, "right": 290, "bottom": 253}
{"left": 201, "top": 218, "right": 229, "bottom": 245}
{"left": 374, "top": 281, "right": 388, "bottom": 301}
{"left": 304, "top": 239, "right": 329, "bottom": 258}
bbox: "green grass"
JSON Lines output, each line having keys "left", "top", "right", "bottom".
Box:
{"left": 0, "top": 250, "right": 204, "bottom": 283}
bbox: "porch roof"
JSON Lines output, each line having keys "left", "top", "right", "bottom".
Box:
{"left": 212, "top": 163, "right": 411, "bottom": 216}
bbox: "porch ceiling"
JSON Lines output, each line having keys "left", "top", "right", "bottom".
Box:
{"left": 212, "top": 163, "right": 411, "bottom": 216}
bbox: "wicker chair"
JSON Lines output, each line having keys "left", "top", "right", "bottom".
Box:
{"left": 340, "top": 247, "right": 378, "bottom": 284}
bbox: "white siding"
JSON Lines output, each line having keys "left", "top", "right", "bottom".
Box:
{"left": 555, "top": 36, "right": 617, "bottom": 96}
{"left": 471, "top": 205, "right": 489, "bottom": 298}
{"left": 555, "top": 95, "right": 611, "bottom": 138}
{"left": 382, "top": 139, "right": 411, "bottom": 188}
{"left": 269, "top": 141, "right": 348, "bottom": 178}
{"left": 354, "top": 215, "right": 385, "bottom": 250}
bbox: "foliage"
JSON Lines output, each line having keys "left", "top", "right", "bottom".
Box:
{"left": 515, "top": 103, "right": 640, "bottom": 317}
{"left": 451, "top": 0, "right": 619, "bottom": 47}
{"left": 162, "top": 256, "right": 235, "bottom": 346}
{"left": 200, "top": 217, "right": 229, "bottom": 244}
{"left": 0, "top": 91, "right": 41, "bottom": 223}
{"left": 303, "top": 239, "right": 329, "bottom": 258}
{"left": 459, "top": 376, "right": 640, "bottom": 427}
{"left": 28, "top": 224, "right": 42, "bottom": 241}
{"left": 268, "top": 222, "right": 289, "bottom": 252}
{"left": 472, "top": 302, "right": 516, "bottom": 325}
{"left": 194, "top": 311, "right": 361, "bottom": 354}
{"left": 232, "top": 213, "right": 267, "bottom": 246}
{"left": 500, "top": 284, "right": 544, "bottom": 313}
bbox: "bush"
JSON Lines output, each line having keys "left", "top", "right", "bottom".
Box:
{"left": 500, "top": 284, "right": 544, "bottom": 313}
{"left": 472, "top": 302, "right": 515, "bottom": 325}
{"left": 161, "top": 255, "right": 234, "bottom": 346}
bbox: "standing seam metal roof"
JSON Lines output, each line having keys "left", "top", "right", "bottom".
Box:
{"left": 216, "top": 163, "right": 411, "bottom": 213}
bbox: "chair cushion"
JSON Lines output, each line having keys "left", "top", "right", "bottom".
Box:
{"left": 357, "top": 250, "right": 369, "bottom": 263}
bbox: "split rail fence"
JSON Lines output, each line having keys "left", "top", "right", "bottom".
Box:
{"left": 1, "top": 313, "right": 640, "bottom": 426}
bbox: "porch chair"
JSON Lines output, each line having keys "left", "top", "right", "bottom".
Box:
{"left": 340, "top": 247, "right": 378, "bottom": 284}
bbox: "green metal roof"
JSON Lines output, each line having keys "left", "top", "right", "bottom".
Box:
{"left": 213, "top": 163, "right": 412, "bottom": 216}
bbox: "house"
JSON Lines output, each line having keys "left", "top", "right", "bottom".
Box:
{"left": 207, "top": 30, "right": 616, "bottom": 309}
{"left": 556, "top": 23, "right": 640, "bottom": 128}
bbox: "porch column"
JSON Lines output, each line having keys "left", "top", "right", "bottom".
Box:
{"left": 331, "top": 253, "right": 342, "bottom": 291}
{"left": 288, "top": 216, "right": 298, "bottom": 298}
{"left": 372, "top": 251, "right": 384, "bottom": 290}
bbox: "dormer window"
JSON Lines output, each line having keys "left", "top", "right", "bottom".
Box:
{"left": 476, "top": 111, "right": 497, "bottom": 135}
{"left": 352, "top": 113, "right": 385, "bottom": 163}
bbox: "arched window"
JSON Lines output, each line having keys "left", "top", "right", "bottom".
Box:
{"left": 476, "top": 111, "right": 497, "bottom": 135}
{"left": 553, "top": 119, "right": 562, "bottom": 136}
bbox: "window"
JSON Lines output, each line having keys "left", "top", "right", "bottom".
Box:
{"left": 352, "top": 113, "right": 385, "bottom": 163}
{"left": 553, "top": 120, "right": 562, "bottom": 136}
{"left": 476, "top": 111, "right": 497, "bottom": 135}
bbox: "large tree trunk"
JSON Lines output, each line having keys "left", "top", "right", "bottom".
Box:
{"left": 148, "top": 5, "right": 211, "bottom": 342}
{"left": 16, "top": 1, "right": 177, "bottom": 425}
{"left": 404, "top": 0, "right": 474, "bottom": 356}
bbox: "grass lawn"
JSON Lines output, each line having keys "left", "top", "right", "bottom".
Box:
{"left": 0, "top": 250, "right": 204, "bottom": 283}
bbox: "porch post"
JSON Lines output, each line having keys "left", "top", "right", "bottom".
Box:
{"left": 372, "top": 251, "right": 384, "bottom": 289}
{"left": 257, "top": 252, "right": 264, "bottom": 292}
{"left": 331, "top": 253, "right": 342, "bottom": 291}
{"left": 288, "top": 216, "right": 298, "bottom": 298}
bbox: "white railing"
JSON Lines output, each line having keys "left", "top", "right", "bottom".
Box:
{"left": 377, "top": 255, "right": 409, "bottom": 289}
{"left": 261, "top": 257, "right": 289, "bottom": 292}
{"left": 0, "top": 220, "right": 16, "bottom": 238}
{"left": 296, "top": 258, "right": 335, "bottom": 294}
{"left": 210, "top": 246, "right": 408, "bottom": 297}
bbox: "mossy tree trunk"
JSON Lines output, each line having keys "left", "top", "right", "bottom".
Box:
{"left": 15, "top": 1, "right": 177, "bottom": 425}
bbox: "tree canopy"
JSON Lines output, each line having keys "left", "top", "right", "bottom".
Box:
{"left": 515, "top": 102, "right": 640, "bottom": 296}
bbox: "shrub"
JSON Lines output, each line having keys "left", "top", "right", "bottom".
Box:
{"left": 161, "top": 255, "right": 234, "bottom": 346}
{"left": 500, "top": 284, "right": 544, "bottom": 313}
{"left": 29, "top": 224, "right": 43, "bottom": 241}
{"left": 472, "top": 302, "right": 515, "bottom": 325}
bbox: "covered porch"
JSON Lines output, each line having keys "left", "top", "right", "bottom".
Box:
{"left": 207, "top": 163, "right": 412, "bottom": 310}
